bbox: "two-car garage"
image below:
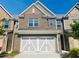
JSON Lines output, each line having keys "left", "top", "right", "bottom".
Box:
{"left": 20, "top": 36, "right": 56, "bottom": 53}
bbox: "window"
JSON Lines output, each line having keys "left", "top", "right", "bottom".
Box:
{"left": 48, "top": 19, "right": 55, "bottom": 26}
{"left": 28, "top": 18, "right": 39, "bottom": 28}
{"left": 32, "top": 9, "right": 35, "bottom": 13}
{"left": 3, "top": 20, "right": 9, "bottom": 28}
{"left": 56, "top": 19, "right": 62, "bottom": 30}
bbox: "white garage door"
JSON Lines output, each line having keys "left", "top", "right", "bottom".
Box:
{"left": 20, "top": 36, "right": 56, "bottom": 53}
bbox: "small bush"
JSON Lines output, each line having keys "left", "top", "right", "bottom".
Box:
{"left": 0, "top": 51, "right": 7, "bottom": 58}
{"left": 61, "top": 48, "right": 79, "bottom": 58}
{"left": 69, "top": 48, "right": 79, "bottom": 58}
{"left": 61, "top": 53, "right": 69, "bottom": 58}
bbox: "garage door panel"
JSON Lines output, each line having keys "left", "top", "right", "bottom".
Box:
{"left": 40, "top": 40, "right": 55, "bottom": 52}
{"left": 39, "top": 41, "right": 44, "bottom": 50}
{"left": 24, "top": 43, "right": 35, "bottom": 51}
{"left": 20, "top": 40, "right": 28, "bottom": 51}
{"left": 20, "top": 36, "right": 56, "bottom": 52}
{"left": 22, "top": 40, "right": 37, "bottom": 52}
{"left": 30, "top": 40, "right": 37, "bottom": 51}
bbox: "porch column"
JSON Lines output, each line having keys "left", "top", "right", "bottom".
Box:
{"left": 56, "top": 33, "right": 62, "bottom": 53}
{"left": 4, "top": 32, "right": 8, "bottom": 51}
{"left": 10, "top": 18, "right": 18, "bottom": 52}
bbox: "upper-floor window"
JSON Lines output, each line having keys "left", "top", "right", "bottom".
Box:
{"left": 3, "top": 20, "right": 9, "bottom": 28}
{"left": 56, "top": 19, "right": 62, "bottom": 30}
{"left": 48, "top": 19, "right": 55, "bottom": 26}
{"left": 28, "top": 18, "right": 39, "bottom": 28}
{"left": 32, "top": 9, "right": 35, "bottom": 14}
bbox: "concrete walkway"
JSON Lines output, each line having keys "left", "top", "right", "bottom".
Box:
{"left": 14, "top": 52, "right": 61, "bottom": 58}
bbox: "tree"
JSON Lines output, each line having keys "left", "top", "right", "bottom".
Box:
{"left": 70, "top": 21, "right": 79, "bottom": 39}
{"left": 0, "top": 27, "right": 5, "bottom": 35}
{"left": 0, "top": 18, "right": 6, "bottom": 35}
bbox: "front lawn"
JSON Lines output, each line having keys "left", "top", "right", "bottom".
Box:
{"left": 0, "top": 51, "right": 19, "bottom": 58}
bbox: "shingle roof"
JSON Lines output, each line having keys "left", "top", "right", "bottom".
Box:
{"left": 76, "top": 3, "right": 79, "bottom": 9}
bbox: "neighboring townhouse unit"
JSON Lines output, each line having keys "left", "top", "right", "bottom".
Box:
{"left": 0, "top": 4, "right": 13, "bottom": 52}
{"left": 64, "top": 2, "right": 79, "bottom": 50}
{"left": 13, "top": 1, "right": 68, "bottom": 54}
{"left": 64, "top": 2, "right": 79, "bottom": 30}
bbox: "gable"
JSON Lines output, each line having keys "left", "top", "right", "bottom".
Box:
{"left": 19, "top": 1, "right": 56, "bottom": 17}
{"left": 0, "top": 5, "right": 13, "bottom": 29}
{"left": 65, "top": 2, "right": 78, "bottom": 17}
{"left": 67, "top": 7, "right": 79, "bottom": 19}
{"left": 0, "top": 4, "right": 13, "bottom": 20}
{"left": 0, "top": 7, "right": 9, "bottom": 20}
{"left": 21, "top": 4, "right": 47, "bottom": 16}
{"left": 35, "top": 1, "right": 56, "bottom": 17}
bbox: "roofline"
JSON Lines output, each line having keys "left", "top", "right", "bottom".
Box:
{"left": 35, "top": 1, "right": 56, "bottom": 16}
{"left": 19, "top": 3, "right": 35, "bottom": 16}
{"left": 34, "top": 4, "right": 47, "bottom": 15}
{"left": 19, "top": 0, "right": 56, "bottom": 16}
{"left": 0, "top": 4, "right": 13, "bottom": 18}
{"left": 19, "top": 3, "right": 47, "bottom": 16}
{"left": 64, "top": 2, "right": 79, "bottom": 17}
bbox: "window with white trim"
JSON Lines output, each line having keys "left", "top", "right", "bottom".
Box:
{"left": 28, "top": 18, "right": 39, "bottom": 28}
{"left": 3, "top": 20, "right": 9, "bottom": 28}
{"left": 56, "top": 19, "right": 62, "bottom": 30}
{"left": 48, "top": 19, "right": 55, "bottom": 26}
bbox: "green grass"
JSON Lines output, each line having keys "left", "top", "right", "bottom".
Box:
{"left": 0, "top": 51, "right": 19, "bottom": 58}
{"left": 8, "top": 51, "right": 19, "bottom": 56}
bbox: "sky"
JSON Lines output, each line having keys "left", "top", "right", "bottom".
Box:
{"left": 0, "top": 0, "right": 78, "bottom": 15}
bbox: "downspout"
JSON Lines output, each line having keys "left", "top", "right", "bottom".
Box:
{"left": 61, "top": 18, "right": 66, "bottom": 50}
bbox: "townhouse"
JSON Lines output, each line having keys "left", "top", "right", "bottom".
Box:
{"left": 0, "top": 0, "right": 79, "bottom": 55}
{"left": 0, "top": 4, "right": 13, "bottom": 52}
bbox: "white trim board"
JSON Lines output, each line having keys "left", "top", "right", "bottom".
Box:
{"left": 0, "top": 4, "right": 13, "bottom": 18}
{"left": 34, "top": 4, "right": 47, "bottom": 15}
{"left": 35, "top": 1, "right": 56, "bottom": 16}
{"left": 19, "top": 3, "right": 35, "bottom": 16}
{"left": 64, "top": 2, "right": 79, "bottom": 17}
{"left": 19, "top": 3, "right": 47, "bottom": 16}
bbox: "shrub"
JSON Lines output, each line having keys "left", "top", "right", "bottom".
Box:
{"left": 61, "top": 53, "right": 69, "bottom": 58}
{"left": 61, "top": 48, "right": 79, "bottom": 58}
{"left": 69, "top": 48, "right": 79, "bottom": 58}
{"left": 0, "top": 51, "right": 7, "bottom": 58}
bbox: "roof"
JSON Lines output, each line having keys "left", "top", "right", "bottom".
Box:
{"left": 64, "top": 2, "right": 79, "bottom": 16}
{"left": 76, "top": 3, "right": 79, "bottom": 9}
{"left": 17, "top": 30, "right": 62, "bottom": 34}
{"left": 0, "top": 4, "right": 13, "bottom": 18}
{"left": 56, "top": 14, "right": 65, "bottom": 18}
{"left": 35, "top": 1, "right": 56, "bottom": 16}
{"left": 19, "top": 1, "right": 56, "bottom": 16}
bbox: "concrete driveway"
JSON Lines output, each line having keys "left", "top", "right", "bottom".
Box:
{"left": 14, "top": 52, "right": 61, "bottom": 58}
